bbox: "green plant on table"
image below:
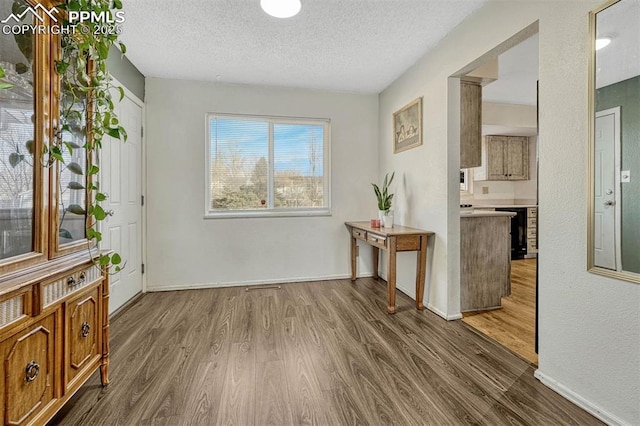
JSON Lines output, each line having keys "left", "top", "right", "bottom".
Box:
{"left": 372, "top": 172, "right": 395, "bottom": 214}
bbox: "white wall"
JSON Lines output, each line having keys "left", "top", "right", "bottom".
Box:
{"left": 145, "top": 78, "right": 379, "bottom": 290}
{"left": 378, "top": 1, "right": 639, "bottom": 424}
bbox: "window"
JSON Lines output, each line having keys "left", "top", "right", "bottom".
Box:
{"left": 460, "top": 168, "right": 473, "bottom": 194}
{"left": 206, "top": 113, "right": 330, "bottom": 217}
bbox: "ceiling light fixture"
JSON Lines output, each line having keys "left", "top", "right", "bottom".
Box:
{"left": 260, "top": 0, "right": 301, "bottom": 18}
{"left": 595, "top": 37, "right": 611, "bottom": 50}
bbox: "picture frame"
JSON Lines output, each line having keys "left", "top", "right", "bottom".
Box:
{"left": 393, "top": 97, "right": 423, "bottom": 153}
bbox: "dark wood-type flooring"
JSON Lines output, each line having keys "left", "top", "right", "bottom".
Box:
{"left": 50, "top": 277, "right": 601, "bottom": 425}
{"left": 463, "top": 259, "right": 538, "bottom": 365}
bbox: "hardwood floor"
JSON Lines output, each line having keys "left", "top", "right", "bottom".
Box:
{"left": 462, "top": 259, "right": 538, "bottom": 365}
{"left": 49, "top": 275, "right": 600, "bottom": 425}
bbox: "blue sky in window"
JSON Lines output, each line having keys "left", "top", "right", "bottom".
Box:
{"left": 210, "top": 119, "right": 323, "bottom": 176}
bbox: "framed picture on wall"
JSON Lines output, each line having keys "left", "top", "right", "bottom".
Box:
{"left": 393, "top": 97, "right": 423, "bottom": 153}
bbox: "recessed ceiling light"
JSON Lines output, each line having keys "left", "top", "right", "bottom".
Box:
{"left": 261, "top": 0, "right": 301, "bottom": 18}
{"left": 596, "top": 37, "right": 611, "bottom": 50}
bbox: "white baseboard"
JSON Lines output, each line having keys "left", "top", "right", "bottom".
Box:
{"left": 427, "top": 303, "right": 463, "bottom": 321}
{"left": 534, "top": 369, "right": 630, "bottom": 426}
{"left": 145, "top": 273, "right": 373, "bottom": 292}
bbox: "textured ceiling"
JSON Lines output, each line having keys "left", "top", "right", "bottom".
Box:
{"left": 119, "top": 0, "right": 487, "bottom": 94}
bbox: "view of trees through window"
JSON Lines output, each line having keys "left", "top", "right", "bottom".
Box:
{"left": 208, "top": 116, "right": 327, "bottom": 212}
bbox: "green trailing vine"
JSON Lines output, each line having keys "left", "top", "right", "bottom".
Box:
{"left": 2, "top": 0, "right": 128, "bottom": 272}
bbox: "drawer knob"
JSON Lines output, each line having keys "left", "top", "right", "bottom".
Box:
{"left": 78, "top": 272, "right": 86, "bottom": 285}
{"left": 25, "top": 360, "right": 40, "bottom": 382}
{"left": 81, "top": 321, "right": 91, "bottom": 338}
{"left": 67, "top": 276, "right": 76, "bottom": 287}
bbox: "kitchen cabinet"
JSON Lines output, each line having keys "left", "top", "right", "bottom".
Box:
{"left": 460, "top": 80, "right": 482, "bottom": 168}
{"left": 475, "top": 135, "right": 529, "bottom": 181}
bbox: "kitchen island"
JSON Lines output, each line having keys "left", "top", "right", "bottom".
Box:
{"left": 460, "top": 210, "right": 516, "bottom": 311}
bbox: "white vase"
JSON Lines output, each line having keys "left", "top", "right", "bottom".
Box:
{"left": 383, "top": 211, "right": 394, "bottom": 228}
{"left": 378, "top": 210, "right": 385, "bottom": 226}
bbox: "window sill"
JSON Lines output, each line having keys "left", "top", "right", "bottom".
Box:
{"left": 204, "top": 209, "right": 331, "bottom": 219}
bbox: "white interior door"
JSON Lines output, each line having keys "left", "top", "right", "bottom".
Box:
{"left": 100, "top": 87, "right": 144, "bottom": 313}
{"left": 594, "top": 107, "right": 620, "bottom": 270}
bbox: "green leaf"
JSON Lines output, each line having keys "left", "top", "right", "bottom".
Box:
{"left": 99, "top": 254, "right": 110, "bottom": 266}
{"left": 111, "top": 253, "right": 122, "bottom": 265}
{"left": 118, "top": 42, "right": 127, "bottom": 55}
{"left": 88, "top": 165, "right": 99, "bottom": 175}
{"left": 93, "top": 205, "right": 106, "bottom": 220}
{"left": 95, "top": 193, "right": 107, "bottom": 202}
{"left": 106, "top": 127, "right": 120, "bottom": 139}
{"left": 67, "top": 181, "right": 85, "bottom": 190}
{"left": 55, "top": 60, "right": 70, "bottom": 75}
{"left": 25, "top": 139, "right": 34, "bottom": 154}
{"left": 0, "top": 82, "right": 14, "bottom": 90}
{"left": 67, "top": 204, "right": 86, "bottom": 215}
{"left": 87, "top": 228, "right": 102, "bottom": 242}
{"left": 0, "top": 66, "right": 5, "bottom": 78}
{"left": 67, "top": 162, "right": 84, "bottom": 175}
{"left": 119, "top": 126, "right": 128, "bottom": 142}
{"left": 118, "top": 85, "right": 125, "bottom": 101}
{"left": 50, "top": 146, "right": 64, "bottom": 163}
{"left": 9, "top": 153, "right": 22, "bottom": 168}
{"left": 59, "top": 229, "right": 73, "bottom": 239}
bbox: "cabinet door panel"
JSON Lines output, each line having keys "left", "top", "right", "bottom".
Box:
{"left": 460, "top": 81, "right": 482, "bottom": 168}
{"left": 486, "top": 137, "right": 507, "bottom": 180}
{"left": 506, "top": 137, "right": 529, "bottom": 180}
{"left": 67, "top": 286, "right": 100, "bottom": 387}
{"left": 0, "top": 314, "right": 56, "bottom": 426}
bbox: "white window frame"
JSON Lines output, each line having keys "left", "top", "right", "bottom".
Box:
{"left": 204, "top": 113, "right": 331, "bottom": 219}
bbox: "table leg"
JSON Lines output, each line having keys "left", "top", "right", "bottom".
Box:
{"left": 387, "top": 236, "right": 397, "bottom": 314}
{"left": 372, "top": 246, "right": 379, "bottom": 279}
{"left": 350, "top": 235, "right": 357, "bottom": 281}
{"left": 415, "top": 235, "right": 427, "bottom": 310}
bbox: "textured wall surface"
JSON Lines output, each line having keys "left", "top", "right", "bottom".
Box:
{"left": 378, "top": 0, "right": 639, "bottom": 424}
{"left": 145, "top": 78, "right": 379, "bottom": 290}
{"left": 596, "top": 75, "right": 640, "bottom": 274}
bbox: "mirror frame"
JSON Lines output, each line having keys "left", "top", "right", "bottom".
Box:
{"left": 587, "top": 0, "right": 640, "bottom": 284}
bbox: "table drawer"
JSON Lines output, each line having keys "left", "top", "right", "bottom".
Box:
{"left": 42, "top": 266, "right": 102, "bottom": 308}
{"left": 352, "top": 228, "right": 367, "bottom": 241}
{"left": 528, "top": 207, "right": 537, "bottom": 218}
{"left": 367, "top": 233, "right": 386, "bottom": 249}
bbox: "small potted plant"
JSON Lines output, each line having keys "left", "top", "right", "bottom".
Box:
{"left": 372, "top": 172, "right": 395, "bottom": 228}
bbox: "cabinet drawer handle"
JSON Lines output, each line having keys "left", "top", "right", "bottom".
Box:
{"left": 67, "top": 276, "right": 76, "bottom": 287}
{"left": 81, "top": 321, "right": 91, "bottom": 338}
{"left": 25, "top": 360, "right": 40, "bottom": 382}
{"left": 78, "top": 272, "right": 86, "bottom": 285}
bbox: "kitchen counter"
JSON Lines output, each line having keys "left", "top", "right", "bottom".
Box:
{"left": 460, "top": 210, "right": 517, "bottom": 217}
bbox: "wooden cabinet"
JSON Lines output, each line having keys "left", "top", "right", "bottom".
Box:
{"left": 460, "top": 80, "right": 482, "bottom": 168}
{"left": 474, "top": 135, "right": 529, "bottom": 181}
{"left": 0, "top": 1, "right": 110, "bottom": 424}
{"left": 526, "top": 207, "right": 538, "bottom": 256}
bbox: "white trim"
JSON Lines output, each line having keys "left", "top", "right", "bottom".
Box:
{"left": 204, "top": 113, "right": 331, "bottom": 218}
{"left": 145, "top": 273, "right": 373, "bottom": 292}
{"left": 427, "top": 303, "right": 463, "bottom": 321}
{"left": 595, "top": 106, "right": 622, "bottom": 272}
{"left": 534, "top": 369, "right": 631, "bottom": 426}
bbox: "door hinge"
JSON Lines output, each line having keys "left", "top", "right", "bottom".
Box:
{"left": 141, "top": 195, "right": 144, "bottom": 206}
{"left": 141, "top": 126, "right": 144, "bottom": 138}
{"left": 141, "top": 263, "right": 145, "bottom": 274}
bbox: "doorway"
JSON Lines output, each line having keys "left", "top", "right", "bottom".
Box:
{"left": 100, "top": 83, "right": 145, "bottom": 314}
{"left": 456, "top": 29, "right": 540, "bottom": 365}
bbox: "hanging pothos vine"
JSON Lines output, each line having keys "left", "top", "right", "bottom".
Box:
{"left": 54, "top": 0, "right": 128, "bottom": 273}
{"left": 0, "top": 0, "right": 129, "bottom": 273}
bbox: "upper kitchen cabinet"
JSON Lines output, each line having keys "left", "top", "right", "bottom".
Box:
{"left": 475, "top": 135, "right": 529, "bottom": 181}
{"left": 460, "top": 80, "right": 482, "bottom": 168}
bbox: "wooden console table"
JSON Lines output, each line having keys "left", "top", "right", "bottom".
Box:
{"left": 345, "top": 222, "right": 434, "bottom": 314}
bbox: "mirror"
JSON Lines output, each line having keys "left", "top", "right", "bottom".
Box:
{"left": 589, "top": 0, "right": 640, "bottom": 283}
